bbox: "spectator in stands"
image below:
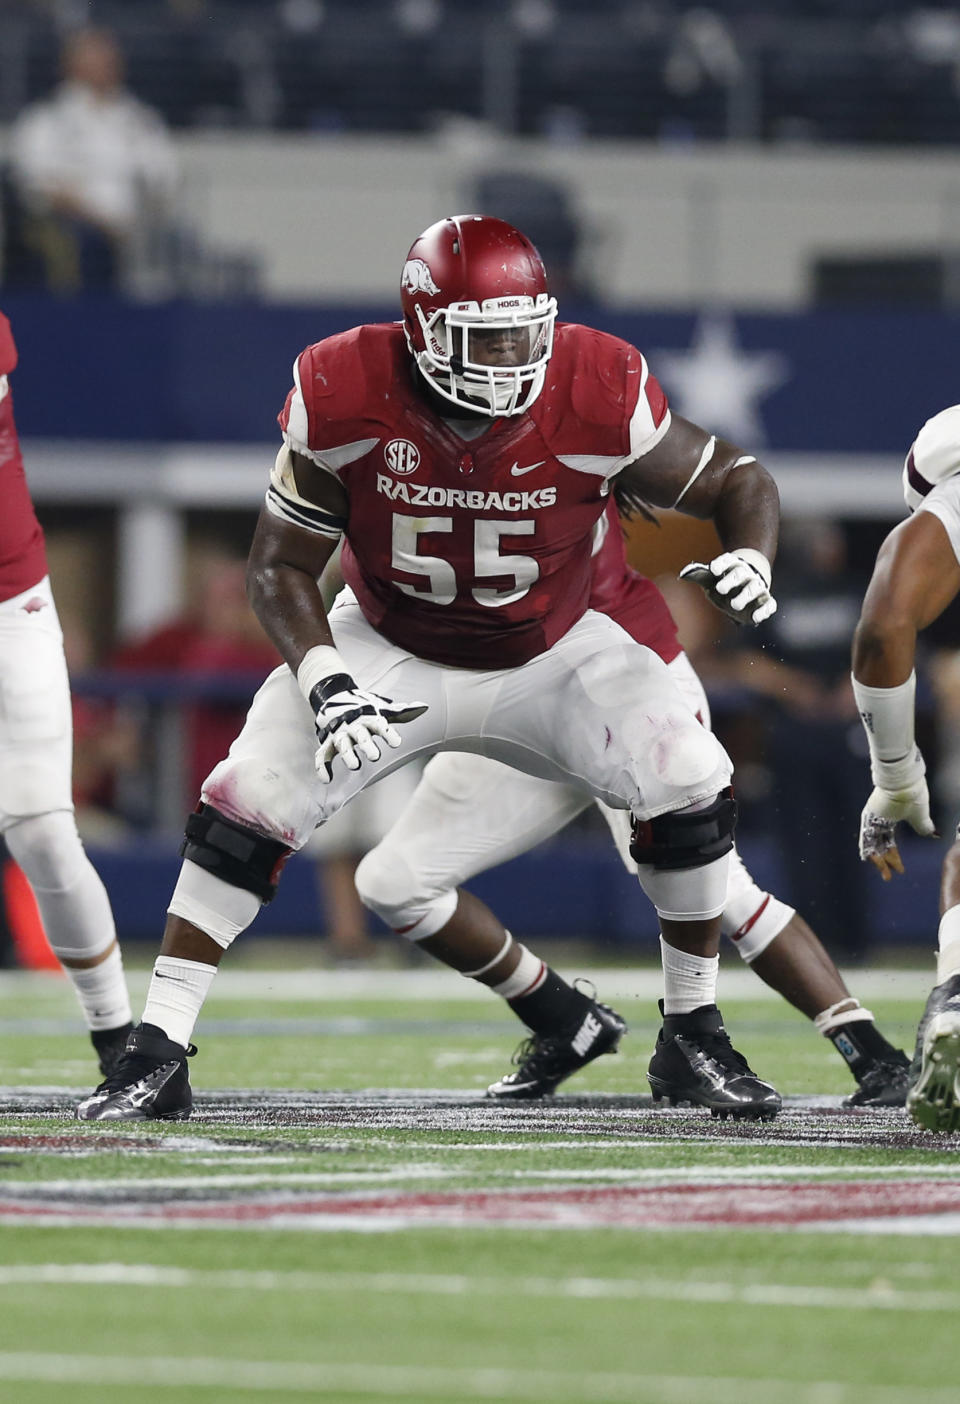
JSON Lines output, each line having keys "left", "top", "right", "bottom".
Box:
{"left": 111, "top": 554, "right": 281, "bottom": 803}
{"left": 7, "top": 26, "right": 179, "bottom": 293}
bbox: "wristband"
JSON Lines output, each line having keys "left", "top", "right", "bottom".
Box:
{"left": 724, "top": 547, "right": 771, "bottom": 587}
{"left": 851, "top": 671, "right": 916, "bottom": 774}
{"left": 296, "top": 644, "right": 350, "bottom": 706}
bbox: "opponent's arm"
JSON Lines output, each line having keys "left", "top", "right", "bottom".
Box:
{"left": 248, "top": 449, "right": 425, "bottom": 777}
{"left": 614, "top": 414, "right": 780, "bottom": 625}
{"left": 852, "top": 510, "right": 960, "bottom": 878}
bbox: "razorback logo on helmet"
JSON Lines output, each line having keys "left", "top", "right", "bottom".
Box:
{"left": 401, "top": 259, "right": 441, "bottom": 296}
{"left": 384, "top": 439, "right": 421, "bottom": 476}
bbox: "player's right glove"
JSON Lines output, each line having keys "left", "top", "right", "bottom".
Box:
{"left": 859, "top": 750, "right": 937, "bottom": 880}
{"left": 307, "top": 672, "right": 428, "bottom": 782}
{"left": 678, "top": 548, "right": 777, "bottom": 626}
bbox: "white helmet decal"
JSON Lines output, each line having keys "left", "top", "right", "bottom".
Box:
{"left": 401, "top": 259, "right": 441, "bottom": 296}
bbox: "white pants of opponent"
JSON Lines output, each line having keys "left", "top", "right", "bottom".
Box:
{"left": 175, "top": 590, "right": 735, "bottom": 937}
{"left": 354, "top": 652, "right": 796, "bottom": 960}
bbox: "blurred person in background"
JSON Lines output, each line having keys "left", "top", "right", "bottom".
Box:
{"left": 354, "top": 501, "right": 910, "bottom": 1107}
{"left": 0, "top": 309, "right": 132, "bottom": 1071}
{"left": 7, "top": 26, "right": 179, "bottom": 293}
{"left": 853, "top": 404, "right": 960, "bottom": 1133}
{"left": 726, "top": 518, "right": 878, "bottom": 963}
{"left": 110, "top": 555, "right": 282, "bottom": 802}
{"left": 79, "top": 213, "right": 787, "bottom": 1125}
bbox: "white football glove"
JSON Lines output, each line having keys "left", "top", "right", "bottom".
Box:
{"left": 859, "top": 775, "right": 937, "bottom": 880}
{"left": 308, "top": 672, "right": 427, "bottom": 782}
{"left": 678, "top": 548, "right": 777, "bottom": 625}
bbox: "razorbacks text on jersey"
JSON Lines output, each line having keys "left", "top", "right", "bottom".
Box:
{"left": 274, "top": 321, "right": 670, "bottom": 669}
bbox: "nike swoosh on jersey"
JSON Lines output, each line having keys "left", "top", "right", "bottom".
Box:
{"left": 510, "top": 461, "right": 546, "bottom": 476}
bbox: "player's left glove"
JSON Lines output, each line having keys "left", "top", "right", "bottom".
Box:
{"left": 678, "top": 548, "right": 777, "bottom": 625}
{"left": 308, "top": 672, "right": 428, "bottom": 782}
{"left": 859, "top": 753, "right": 937, "bottom": 880}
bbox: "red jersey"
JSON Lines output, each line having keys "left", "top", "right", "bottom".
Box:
{"left": 0, "top": 313, "right": 47, "bottom": 601}
{"left": 276, "top": 322, "right": 669, "bottom": 668}
{"left": 590, "top": 500, "right": 681, "bottom": 664}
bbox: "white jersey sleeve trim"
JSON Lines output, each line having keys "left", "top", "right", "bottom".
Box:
{"left": 918, "top": 477, "right": 960, "bottom": 566}
{"left": 672, "top": 436, "right": 717, "bottom": 510}
{"left": 0, "top": 375, "right": 8, "bottom": 404}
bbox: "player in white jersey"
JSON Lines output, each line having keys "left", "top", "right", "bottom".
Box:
{"left": 854, "top": 404, "right": 960, "bottom": 1131}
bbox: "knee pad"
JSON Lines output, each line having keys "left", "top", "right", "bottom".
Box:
{"left": 4, "top": 810, "right": 88, "bottom": 891}
{"left": 180, "top": 804, "right": 292, "bottom": 904}
{"left": 630, "top": 789, "right": 737, "bottom": 871}
{"left": 354, "top": 842, "right": 457, "bottom": 940}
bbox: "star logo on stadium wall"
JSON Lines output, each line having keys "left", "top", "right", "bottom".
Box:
{"left": 653, "top": 313, "right": 791, "bottom": 447}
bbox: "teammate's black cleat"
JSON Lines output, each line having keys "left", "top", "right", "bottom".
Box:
{"left": 842, "top": 1050, "right": 911, "bottom": 1108}
{"left": 90, "top": 1022, "right": 134, "bottom": 1078}
{"left": 76, "top": 1023, "right": 195, "bottom": 1123}
{"left": 648, "top": 1001, "right": 781, "bottom": 1121}
{"left": 908, "top": 973, "right": 960, "bottom": 1085}
{"left": 487, "top": 1000, "right": 627, "bottom": 1099}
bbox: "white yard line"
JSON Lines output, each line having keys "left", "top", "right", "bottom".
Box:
{"left": 0, "top": 966, "right": 934, "bottom": 1003}
{"left": 0, "top": 1264, "right": 958, "bottom": 1314}
{"left": 0, "top": 1349, "right": 952, "bottom": 1402}
{"left": 6, "top": 1162, "right": 960, "bottom": 1196}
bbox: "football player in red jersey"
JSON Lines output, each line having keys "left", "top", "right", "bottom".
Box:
{"left": 80, "top": 214, "right": 787, "bottom": 1124}
{"left": 355, "top": 496, "right": 910, "bottom": 1107}
{"left": 0, "top": 311, "right": 133, "bottom": 1072}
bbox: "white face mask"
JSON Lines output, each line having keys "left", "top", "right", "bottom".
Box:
{"left": 411, "top": 294, "right": 557, "bottom": 417}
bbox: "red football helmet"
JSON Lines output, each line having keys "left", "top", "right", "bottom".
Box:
{"left": 400, "top": 214, "right": 557, "bottom": 417}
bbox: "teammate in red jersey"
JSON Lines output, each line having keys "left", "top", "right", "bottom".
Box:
{"left": 80, "top": 214, "right": 784, "bottom": 1124}
{"left": 355, "top": 496, "right": 910, "bottom": 1106}
{"left": 0, "top": 311, "right": 132, "bottom": 1072}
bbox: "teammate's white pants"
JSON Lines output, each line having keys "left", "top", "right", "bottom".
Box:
{"left": 181, "top": 596, "right": 734, "bottom": 933}
{"left": 0, "top": 578, "right": 129, "bottom": 1028}
{"left": 355, "top": 652, "right": 794, "bottom": 958}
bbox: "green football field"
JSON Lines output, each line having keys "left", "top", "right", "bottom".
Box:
{"left": 0, "top": 957, "right": 957, "bottom": 1404}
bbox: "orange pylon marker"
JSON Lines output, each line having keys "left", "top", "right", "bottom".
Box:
{"left": 3, "top": 859, "right": 60, "bottom": 971}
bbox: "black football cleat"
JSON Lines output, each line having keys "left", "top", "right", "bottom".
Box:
{"left": 487, "top": 999, "right": 627, "bottom": 1099}
{"left": 648, "top": 1001, "right": 781, "bottom": 1121}
{"left": 907, "top": 976, "right": 960, "bottom": 1133}
{"left": 90, "top": 1022, "right": 134, "bottom": 1078}
{"left": 76, "top": 1023, "right": 195, "bottom": 1123}
{"left": 842, "top": 1050, "right": 911, "bottom": 1108}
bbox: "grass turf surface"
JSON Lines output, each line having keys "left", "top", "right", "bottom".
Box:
{"left": 0, "top": 962, "right": 956, "bottom": 1402}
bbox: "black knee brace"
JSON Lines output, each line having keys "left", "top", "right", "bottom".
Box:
{"left": 180, "top": 804, "right": 293, "bottom": 903}
{"left": 629, "top": 788, "right": 737, "bottom": 871}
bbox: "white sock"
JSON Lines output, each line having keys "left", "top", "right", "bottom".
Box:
{"left": 660, "top": 935, "right": 718, "bottom": 1015}
{"left": 491, "top": 944, "right": 547, "bottom": 999}
{"left": 937, "top": 907, "right": 960, "bottom": 982}
{"left": 141, "top": 956, "right": 218, "bottom": 1049}
{"left": 66, "top": 945, "right": 133, "bottom": 1031}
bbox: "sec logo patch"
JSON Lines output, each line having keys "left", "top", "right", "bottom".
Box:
{"left": 384, "top": 439, "right": 421, "bottom": 476}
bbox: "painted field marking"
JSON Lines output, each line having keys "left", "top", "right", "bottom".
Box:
{"left": 4, "top": 1161, "right": 960, "bottom": 1197}
{"left": 0, "top": 1350, "right": 952, "bottom": 1402}
{"left": 0, "top": 1263, "right": 958, "bottom": 1314}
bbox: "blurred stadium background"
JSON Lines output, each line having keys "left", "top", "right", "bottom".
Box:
{"left": 3, "top": 0, "right": 960, "bottom": 959}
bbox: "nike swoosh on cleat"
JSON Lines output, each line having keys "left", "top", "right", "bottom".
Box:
{"left": 510, "top": 461, "right": 545, "bottom": 476}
